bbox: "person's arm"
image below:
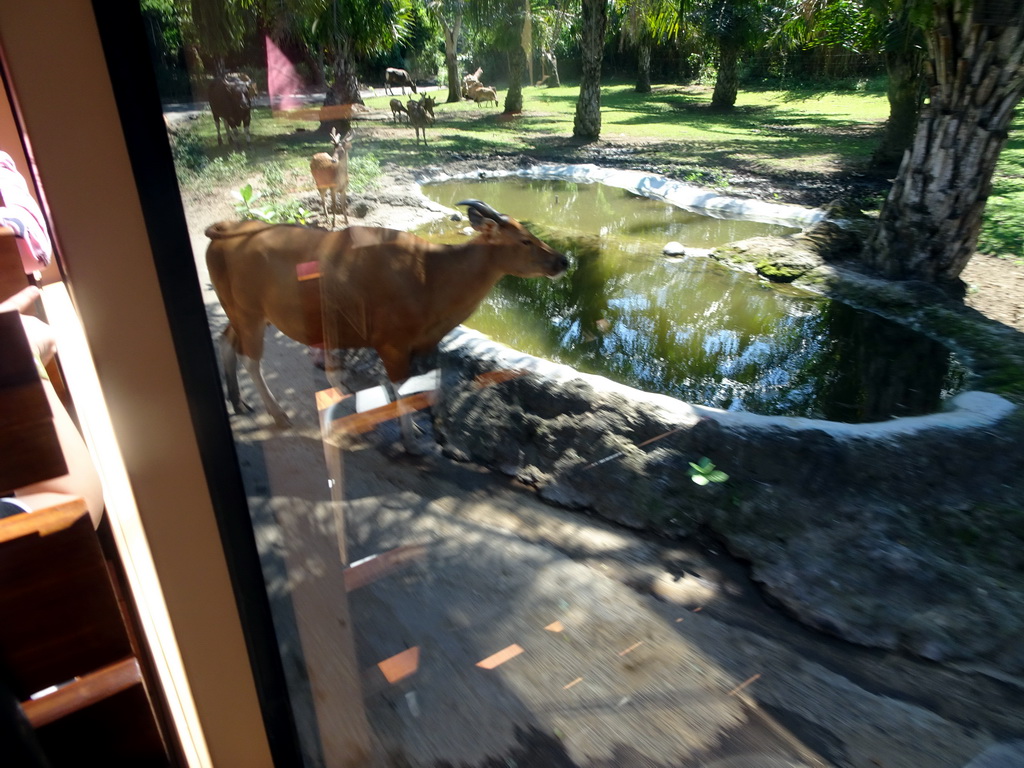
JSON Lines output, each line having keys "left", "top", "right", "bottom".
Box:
{"left": 1, "top": 286, "right": 103, "bottom": 526}
{"left": 0, "top": 151, "right": 52, "bottom": 273}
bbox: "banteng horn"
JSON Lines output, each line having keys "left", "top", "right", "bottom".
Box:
{"left": 457, "top": 200, "right": 509, "bottom": 223}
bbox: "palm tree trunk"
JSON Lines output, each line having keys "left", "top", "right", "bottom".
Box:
{"left": 573, "top": 0, "right": 607, "bottom": 139}
{"left": 635, "top": 39, "right": 651, "bottom": 94}
{"left": 710, "top": 41, "right": 740, "bottom": 110}
{"left": 865, "top": 5, "right": 1024, "bottom": 289}
{"left": 542, "top": 50, "right": 561, "bottom": 86}
{"left": 504, "top": 46, "right": 525, "bottom": 114}
{"left": 871, "top": 48, "right": 924, "bottom": 172}
{"left": 319, "top": 39, "right": 363, "bottom": 134}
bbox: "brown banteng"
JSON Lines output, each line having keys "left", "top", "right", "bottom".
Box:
{"left": 309, "top": 128, "right": 354, "bottom": 229}
{"left": 209, "top": 72, "right": 257, "bottom": 147}
{"left": 384, "top": 67, "right": 417, "bottom": 95}
{"left": 204, "top": 201, "right": 568, "bottom": 448}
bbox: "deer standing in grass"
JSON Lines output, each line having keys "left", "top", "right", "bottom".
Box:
{"left": 407, "top": 97, "right": 434, "bottom": 145}
{"left": 310, "top": 128, "right": 354, "bottom": 229}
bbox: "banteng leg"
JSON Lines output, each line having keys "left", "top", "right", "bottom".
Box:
{"left": 230, "top": 316, "right": 292, "bottom": 427}
{"left": 218, "top": 330, "right": 251, "bottom": 415}
{"left": 383, "top": 379, "right": 422, "bottom": 454}
{"left": 378, "top": 347, "right": 425, "bottom": 454}
{"left": 242, "top": 355, "right": 291, "bottom": 427}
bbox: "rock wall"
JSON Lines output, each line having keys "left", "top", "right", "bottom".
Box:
{"left": 433, "top": 328, "right": 1024, "bottom": 675}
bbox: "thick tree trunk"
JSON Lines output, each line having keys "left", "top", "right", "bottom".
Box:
{"left": 504, "top": 46, "right": 525, "bottom": 114}
{"left": 541, "top": 50, "right": 561, "bottom": 86}
{"left": 635, "top": 40, "right": 651, "bottom": 94}
{"left": 319, "top": 41, "right": 363, "bottom": 134}
{"left": 573, "top": 0, "right": 608, "bottom": 139}
{"left": 865, "top": 5, "right": 1024, "bottom": 287}
{"left": 445, "top": 49, "right": 461, "bottom": 103}
{"left": 871, "top": 48, "right": 924, "bottom": 172}
{"left": 710, "top": 41, "right": 740, "bottom": 110}
{"left": 443, "top": 18, "right": 462, "bottom": 103}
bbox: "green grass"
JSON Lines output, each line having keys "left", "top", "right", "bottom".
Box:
{"left": 980, "top": 129, "right": 1024, "bottom": 262}
{"left": 174, "top": 80, "right": 1024, "bottom": 259}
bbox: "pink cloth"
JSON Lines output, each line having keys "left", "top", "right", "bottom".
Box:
{"left": 0, "top": 150, "right": 52, "bottom": 272}
{"left": 266, "top": 35, "right": 305, "bottom": 112}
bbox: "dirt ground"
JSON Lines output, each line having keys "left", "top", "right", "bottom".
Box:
{"left": 182, "top": 133, "right": 1024, "bottom": 767}
{"left": 962, "top": 253, "right": 1024, "bottom": 332}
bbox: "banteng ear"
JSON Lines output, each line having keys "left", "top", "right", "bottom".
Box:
{"left": 466, "top": 206, "right": 485, "bottom": 229}
{"left": 465, "top": 207, "right": 500, "bottom": 234}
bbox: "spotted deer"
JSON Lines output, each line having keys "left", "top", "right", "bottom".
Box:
{"left": 309, "top": 128, "right": 354, "bottom": 229}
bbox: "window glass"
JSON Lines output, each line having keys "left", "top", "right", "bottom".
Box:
{"left": 135, "top": 6, "right": 1000, "bottom": 767}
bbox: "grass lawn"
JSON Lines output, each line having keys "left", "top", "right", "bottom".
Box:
{"left": 171, "top": 80, "right": 1024, "bottom": 260}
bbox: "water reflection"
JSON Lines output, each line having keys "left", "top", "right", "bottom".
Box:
{"left": 419, "top": 181, "right": 966, "bottom": 423}
{"left": 425, "top": 177, "right": 799, "bottom": 248}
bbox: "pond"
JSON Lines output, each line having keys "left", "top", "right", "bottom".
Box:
{"left": 420, "top": 177, "right": 967, "bottom": 423}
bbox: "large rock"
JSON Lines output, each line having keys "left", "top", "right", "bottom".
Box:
{"left": 433, "top": 338, "right": 1024, "bottom": 675}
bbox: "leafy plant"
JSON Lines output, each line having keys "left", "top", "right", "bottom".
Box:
{"left": 349, "top": 153, "right": 384, "bottom": 193}
{"left": 688, "top": 457, "right": 729, "bottom": 485}
{"left": 234, "top": 184, "right": 311, "bottom": 225}
{"left": 261, "top": 163, "right": 287, "bottom": 198}
{"left": 169, "top": 125, "right": 207, "bottom": 177}
{"left": 204, "top": 152, "right": 249, "bottom": 184}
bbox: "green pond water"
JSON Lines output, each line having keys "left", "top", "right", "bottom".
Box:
{"left": 420, "top": 177, "right": 966, "bottom": 423}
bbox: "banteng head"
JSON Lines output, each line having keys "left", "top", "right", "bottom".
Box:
{"left": 458, "top": 200, "right": 569, "bottom": 279}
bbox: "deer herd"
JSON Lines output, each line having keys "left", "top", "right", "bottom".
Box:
{"left": 205, "top": 67, "right": 553, "bottom": 450}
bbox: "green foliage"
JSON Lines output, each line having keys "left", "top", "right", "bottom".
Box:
{"left": 234, "top": 182, "right": 311, "bottom": 225}
{"left": 684, "top": 168, "right": 730, "bottom": 188}
{"left": 260, "top": 162, "right": 287, "bottom": 197}
{"left": 348, "top": 153, "right": 384, "bottom": 194}
{"left": 203, "top": 152, "right": 250, "bottom": 184}
{"left": 688, "top": 457, "right": 729, "bottom": 485}
{"left": 169, "top": 125, "right": 208, "bottom": 177}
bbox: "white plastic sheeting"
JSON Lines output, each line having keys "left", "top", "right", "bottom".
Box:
{"left": 417, "top": 162, "right": 826, "bottom": 228}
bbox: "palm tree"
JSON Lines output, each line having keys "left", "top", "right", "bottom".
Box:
{"left": 532, "top": 4, "right": 573, "bottom": 87}
{"left": 315, "top": 0, "right": 414, "bottom": 105}
{"left": 864, "top": 0, "right": 1024, "bottom": 289}
{"left": 430, "top": 0, "right": 465, "bottom": 103}
{"left": 186, "top": 0, "right": 413, "bottom": 112}
{"left": 573, "top": 0, "right": 608, "bottom": 138}
{"left": 680, "top": 0, "right": 776, "bottom": 110}
{"left": 466, "top": 0, "right": 532, "bottom": 113}
{"left": 614, "top": 0, "right": 679, "bottom": 93}
{"left": 868, "top": 0, "right": 926, "bottom": 170}
{"left": 184, "top": 0, "right": 256, "bottom": 73}
{"left": 777, "top": 0, "right": 926, "bottom": 171}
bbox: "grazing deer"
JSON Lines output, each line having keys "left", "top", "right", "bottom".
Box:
{"left": 384, "top": 67, "right": 417, "bottom": 95}
{"left": 472, "top": 86, "right": 498, "bottom": 107}
{"left": 389, "top": 98, "right": 408, "bottom": 122}
{"left": 309, "top": 128, "right": 354, "bottom": 229}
